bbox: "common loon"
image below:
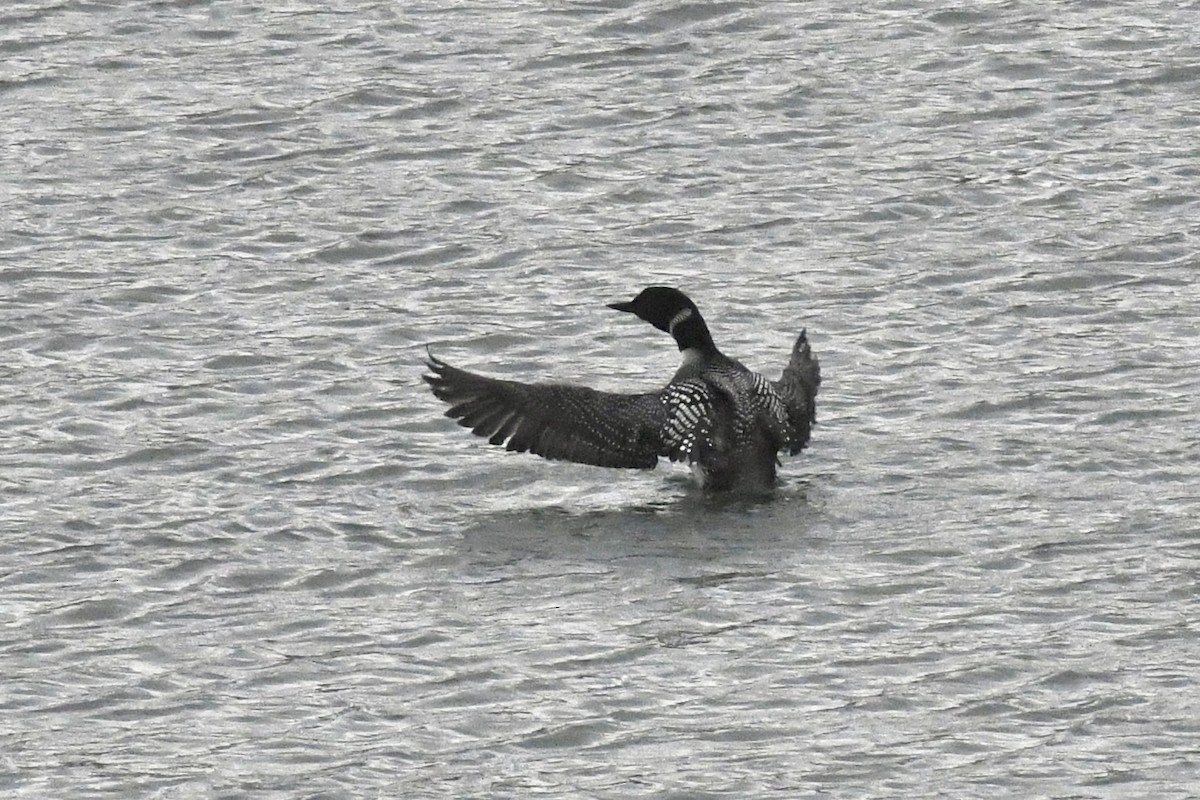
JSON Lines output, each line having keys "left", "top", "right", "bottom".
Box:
{"left": 423, "top": 287, "right": 820, "bottom": 494}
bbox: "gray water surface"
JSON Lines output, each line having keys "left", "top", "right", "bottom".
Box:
{"left": 3, "top": 1, "right": 1198, "bottom": 797}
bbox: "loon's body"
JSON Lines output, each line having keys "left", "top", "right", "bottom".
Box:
{"left": 423, "top": 287, "right": 820, "bottom": 494}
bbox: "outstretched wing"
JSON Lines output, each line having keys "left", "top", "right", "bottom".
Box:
{"left": 772, "top": 329, "right": 821, "bottom": 455}
{"left": 424, "top": 354, "right": 670, "bottom": 469}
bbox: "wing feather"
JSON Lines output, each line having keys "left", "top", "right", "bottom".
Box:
{"left": 424, "top": 354, "right": 667, "bottom": 469}
{"left": 772, "top": 329, "right": 821, "bottom": 454}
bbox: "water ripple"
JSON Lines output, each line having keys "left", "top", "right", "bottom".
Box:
{"left": 2, "top": 0, "right": 1199, "bottom": 798}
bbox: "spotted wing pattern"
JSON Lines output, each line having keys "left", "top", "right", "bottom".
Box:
{"left": 740, "top": 371, "right": 794, "bottom": 449}
{"left": 656, "top": 379, "right": 725, "bottom": 463}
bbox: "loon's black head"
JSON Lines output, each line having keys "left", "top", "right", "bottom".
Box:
{"left": 608, "top": 286, "right": 717, "bottom": 353}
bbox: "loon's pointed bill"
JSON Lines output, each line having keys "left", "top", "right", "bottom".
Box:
{"left": 424, "top": 287, "right": 820, "bottom": 495}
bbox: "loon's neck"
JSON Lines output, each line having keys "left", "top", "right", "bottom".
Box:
{"left": 668, "top": 308, "right": 717, "bottom": 354}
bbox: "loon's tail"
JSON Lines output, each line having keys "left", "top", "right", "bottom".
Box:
{"left": 774, "top": 329, "right": 821, "bottom": 455}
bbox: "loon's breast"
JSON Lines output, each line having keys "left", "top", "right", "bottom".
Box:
{"left": 687, "top": 410, "right": 782, "bottom": 494}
